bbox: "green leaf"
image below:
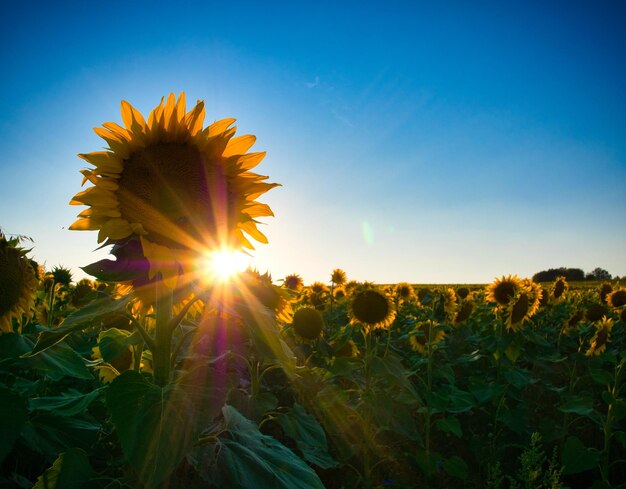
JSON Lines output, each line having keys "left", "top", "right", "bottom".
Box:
{"left": 446, "top": 387, "right": 476, "bottom": 413}
{"left": 27, "top": 342, "right": 93, "bottom": 381}
{"left": 504, "top": 368, "right": 532, "bottom": 389}
{"left": 444, "top": 455, "right": 469, "bottom": 480}
{"left": 30, "top": 388, "right": 105, "bottom": 417}
{"left": 27, "top": 294, "right": 132, "bottom": 355}
{"left": 562, "top": 436, "right": 601, "bottom": 474}
{"left": 207, "top": 405, "right": 325, "bottom": 489}
{"left": 276, "top": 403, "right": 338, "bottom": 469}
{"left": 436, "top": 416, "right": 463, "bottom": 437}
{"left": 558, "top": 395, "right": 594, "bottom": 416}
{"left": 97, "top": 328, "right": 134, "bottom": 363}
{"left": 0, "top": 388, "right": 28, "bottom": 464}
{"left": 33, "top": 448, "right": 92, "bottom": 489}
{"left": 588, "top": 368, "right": 614, "bottom": 385}
{"left": 370, "top": 354, "right": 420, "bottom": 401}
{"left": 21, "top": 414, "right": 100, "bottom": 461}
{"left": 0, "top": 332, "right": 32, "bottom": 359}
{"left": 106, "top": 371, "right": 197, "bottom": 488}
{"left": 469, "top": 381, "right": 505, "bottom": 404}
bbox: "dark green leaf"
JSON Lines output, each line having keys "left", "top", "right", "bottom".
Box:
{"left": 27, "top": 294, "right": 132, "bottom": 355}
{"left": 33, "top": 448, "right": 92, "bottom": 489}
{"left": 444, "top": 455, "right": 469, "bottom": 480}
{"left": 27, "top": 343, "right": 93, "bottom": 381}
{"left": 204, "top": 405, "right": 325, "bottom": 489}
{"left": 30, "top": 388, "right": 105, "bottom": 417}
{"left": 106, "top": 371, "right": 197, "bottom": 488}
{"left": 0, "top": 388, "right": 28, "bottom": 464}
{"left": 562, "top": 436, "right": 600, "bottom": 474}
{"left": 469, "top": 381, "right": 505, "bottom": 404}
{"left": 370, "top": 354, "right": 420, "bottom": 401}
{"left": 276, "top": 403, "right": 338, "bottom": 469}
{"left": 97, "top": 328, "right": 133, "bottom": 363}
{"left": 558, "top": 395, "right": 594, "bottom": 416}
{"left": 504, "top": 368, "right": 532, "bottom": 389}
{"left": 436, "top": 416, "right": 463, "bottom": 437}
{"left": 588, "top": 368, "right": 613, "bottom": 386}
{"left": 446, "top": 387, "right": 476, "bottom": 413}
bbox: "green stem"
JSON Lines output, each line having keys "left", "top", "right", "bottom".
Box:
{"left": 47, "top": 280, "right": 56, "bottom": 327}
{"left": 153, "top": 280, "right": 173, "bottom": 387}
{"left": 425, "top": 323, "right": 434, "bottom": 458}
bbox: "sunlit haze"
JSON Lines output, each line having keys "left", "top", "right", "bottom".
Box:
{"left": 1, "top": 1, "right": 625, "bottom": 284}
{"left": 204, "top": 249, "right": 251, "bottom": 283}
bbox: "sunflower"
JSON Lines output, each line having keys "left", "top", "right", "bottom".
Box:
{"left": 0, "top": 236, "right": 37, "bottom": 333}
{"left": 599, "top": 283, "right": 613, "bottom": 305}
{"left": 505, "top": 288, "right": 538, "bottom": 332}
{"left": 238, "top": 269, "right": 292, "bottom": 323}
{"left": 456, "top": 287, "right": 470, "bottom": 300}
{"left": 70, "top": 279, "right": 95, "bottom": 308}
{"left": 395, "top": 282, "right": 416, "bottom": 302}
{"left": 552, "top": 276, "right": 568, "bottom": 301}
{"left": 51, "top": 265, "right": 73, "bottom": 287}
{"left": 70, "top": 93, "right": 278, "bottom": 289}
{"left": 310, "top": 282, "right": 329, "bottom": 294}
{"left": 332, "top": 339, "right": 359, "bottom": 357}
{"left": 620, "top": 308, "right": 626, "bottom": 323}
{"left": 585, "top": 316, "right": 614, "bottom": 356}
{"left": 561, "top": 309, "right": 584, "bottom": 336}
{"left": 454, "top": 300, "right": 474, "bottom": 325}
{"left": 291, "top": 307, "right": 324, "bottom": 340}
{"left": 417, "top": 287, "right": 432, "bottom": 304}
{"left": 283, "top": 273, "right": 304, "bottom": 292}
{"left": 409, "top": 320, "right": 445, "bottom": 354}
{"left": 330, "top": 268, "right": 347, "bottom": 286}
{"left": 585, "top": 303, "right": 609, "bottom": 322}
{"left": 607, "top": 289, "right": 626, "bottom": 308}
{"left": 349, "top": 287, "right": 396, "bottom": 331}
{"left": 442, "top": 288, "right": 458, "bottom": 318}
{"left": 486, "top": 275, "right": 521, "bottom": 306}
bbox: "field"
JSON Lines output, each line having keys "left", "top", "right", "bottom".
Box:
{"left": 1, "top": 253, "right": 625, "bottom": 488}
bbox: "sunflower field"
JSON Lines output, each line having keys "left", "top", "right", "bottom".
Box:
{"left": 1, "top": 94, "right": 625, "bottom": 489}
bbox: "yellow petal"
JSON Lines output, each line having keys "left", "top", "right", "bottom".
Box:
{"left": 97, "top": 218, "right": 133, "bottom": 242}
{"left": 121, "top": 100, "right": 147, "bottom": 131}
{"left": 233, "top": 152, "right": 266, "bottom": 171}
{"left": 244, "top": 202, "right": 274, "bottom": 218}
{"left": 78, "top": 152, "right": 123, "bottom": 173}
{"left": 240, "top": 221, "right": 268, "bottom": 244}
{"left": 223, "top": 135, "right": 256, "bottom": 157}
{"left": 207, "top": 118, "right": 236, "bottom": 137}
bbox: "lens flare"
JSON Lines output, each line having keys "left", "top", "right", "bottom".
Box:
{"left": 204, "top": 249, "right": 249, "bottom": 282}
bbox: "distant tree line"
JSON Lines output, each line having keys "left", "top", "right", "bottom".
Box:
{"left": 532, "top": 267, "right": 614, "bottom": 282}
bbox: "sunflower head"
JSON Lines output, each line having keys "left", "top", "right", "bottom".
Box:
{"left": 330, "top": 268, "right": 347, "bottom": 286}
{"left": 456, "top": 287, "right": 470, "bottom": 300}
{"left": 620, "top": 308, "right": 626, "bottom": 323}
{"left": 585, "top": 316, "right": 614, "bottom": 356}
{"left": 283, "top": 273, "right": 304, "bottom": 292}
{"left": 349, "top": 287, "right": 396, "bottom": 331}
{"left": 51, "top": 265, "right": 73, "bottom": 287}
{"left": 291, "top": 307, "right": 324, "bottom": 340}
{"left": 454, "top": 300, "right": 475, "bottom": 325}
{"left": 505, "top": 288, "right": 538, "bottom": 332}
{"left": 442, "top": 288, "right": 458, "bottom": 317}
{"left": 599, "top": 283, "right": 613, "bottom": 304}
{"left": 70, "top": 279, "right": 95, "bottom": 308}
{"left": 552, "top": 276, "right": 568, "bottom": 300}
{"left": 417, "top": 287, "right": 432, "bottom": 304}
{"left": 310, "top": 282, "right": 329, "bottom": 295}
{"left": 585, "top": 303, "right": 609, "bottom": 323}
{"left": 70, "top": 93, "right": 278, "bottom": 289}
{"left": 409, "top": 320, "right": 445, "bottom": 354}
{"left": 332, "top": 339, "right": 359, "bottom": 357}
{"left": 562, "top": 309, "right": 584, "bottom": 335}
{"left": 333, "top": 287, "right": 346, "bottom": 300}
{"left": 607, "top": 289, "right": 626, "bottom": 308}
{"left": 395, "top": 282, "right": 416, "bottom": 301}
{"left": 0, "top": 235, "right": 37, "bottom": 333}
{"left": 486, "top": 275, "right": 521, "bottom": 306}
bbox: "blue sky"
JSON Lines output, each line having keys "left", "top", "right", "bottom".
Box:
{"left": 1, "top": 0, "right": 625, "bottom": 284}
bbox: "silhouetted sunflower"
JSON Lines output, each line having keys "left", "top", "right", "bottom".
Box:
{"left": 409, "top": 320, "right": 445, "bottom": 354}
{"left": 454, "top": 300, "right": 474, "bottom": 325}
{"left": 505, "top": 287, "right": 538, "bottom": 332}
{"left": 585, "top": 303, "right": 609, "bottom": 322}
{"left": 607, "top": 289, "right": 626, "bottom": 308}
{"left": 350, "top": 287, "right": 396, "bottom": 331}
{"left": 552, "top": 276, "right": 568, "bottom": 300}
{"left": 0, "top": 236, "right": 37, "bottom": 333}
{"left": 585, "top": 317, "right": 613, "bottom": 356}
{"left": 456, "top": 287, "right": 470, "bottom": 300}
{"left": 599, "top": 283, "right": 613, "bottom": 304}
{"left": 561, "top": 309, "right": 584, "bottom": 335}
{"left": 283, "top": 273, "right": 304, "bottom": 292}
{"left": 70, "top": 93, "right": 278, "bottom": 288}
{"left": 292, "top": 307, "right": 324, "bottom": 340}
{"left": 486, "top": 275, "right": 521, "bottom": 306}
{"left": 330, "top": 268, "right": 347, "bottom": 286}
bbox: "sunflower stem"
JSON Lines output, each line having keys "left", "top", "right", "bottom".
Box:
{"left": 153, "top": 278, "right": 173, "bottom": 386}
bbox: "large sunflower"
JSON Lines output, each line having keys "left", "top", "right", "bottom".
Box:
{"left": 0, "top": 236, "right": 37, "bottom": 333}
{"left": 585, "top": 316, "right": 614, "bottom": 356}
{"left": 70, "top": 93, "right": 278, "bottom": 288}
{"left": 349, "top": 287, "right": 396, "bottom": 331}
{"left": 486, "top": 275, "right": 521, "bottom": 306}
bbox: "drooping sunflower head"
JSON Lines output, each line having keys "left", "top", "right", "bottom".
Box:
{"left": 395, "top": 282, "right": 416, "bottom": 302}
{"left": 283, "top": 273, "right": 304, "bottom": 292}
{"left": 561, "top": 309, "right": 584, "bottom": 335}
{"left": 310, "top": 282, "right": 329, "bottom": 295}
{"left": 330, "top": 268, "right": 347, "bottom": 286}
{"left": 585, "top": 316, "right": 614, "bottom": 356}
{"left": 291, "top": 307, "right": 324, "bottom": 340}
{"left": 607, "top": 289, "right": 626, "bottom": 308}
{"left": 349, "top": 287, "right": 396, "bottom": 331}
{"left": 442, "top": 288, "right": 458, "bottom": 317}
{"left": 486, "top": 275, "right": 521, "bottom": 306}
{"left": 454, "top": 300, "right": 475, "bottom": 325}
{"left": 70, "top": 279, "right": 95, "bottom": 308}
{"left": 552, "top": 276, "right": 568, "bottom": 300}
{"left": 0, "top": 236, "right": 37, "bottom": 333}
{"left": 332, "top": 339, "right": 359, "bottom": 357}
{"left": 409, "top": 320, "right": 445, "bottom": 355}
{"left": 333, "top": 287, "right": 346, "bottom": 300}
{"left": 238, "top": 269, "right": 293, "bottom": 323}
{"left": 70, "top": 93, "right": 278, "bottom": 289}
{"left": 599, "top": 283, "right": 613, "bottom": 304}
{"left": 456, "top": 287, "right": 470, "bottom": 300}
{"left": 417, "top": 287, "right": 432, "bottom": 305}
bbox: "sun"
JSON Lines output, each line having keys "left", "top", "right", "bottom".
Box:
{"left": 204, "top": 248, "right": 250, "bottom": 282}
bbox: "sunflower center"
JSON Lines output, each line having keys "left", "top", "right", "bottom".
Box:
{"left": 0, "top": 247, "right": 24, "bottom": 315}
{"left": 553, "top": 280, "right": 566, "bottom": 299}
{"left": 119, "top": 143, "right": 237, "bottom": 248}
{"left": 494, "top": 282, "right": 516, "bottom": 305}
{"left": 510, "top": 293, "right": 530, "bottom": 324}
{"left": 352, "top": 290, "right": 390, "bottom": 325}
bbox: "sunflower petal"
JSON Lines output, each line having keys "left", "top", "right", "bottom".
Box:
{"left": 223, "top": 135, "right": 256, "bottom": 157}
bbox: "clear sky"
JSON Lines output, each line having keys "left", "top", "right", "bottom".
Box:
{"left": 1, "top": 0, "right": 625, "bottom": 284}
